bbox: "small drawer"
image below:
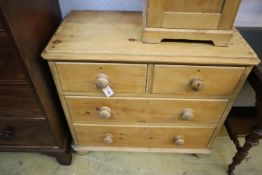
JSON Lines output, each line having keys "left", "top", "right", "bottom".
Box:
{"left": 152, "top": 65, "right": 244, "bottom": 96}
{"left": 66, "top": 96, "right": 228, "bottom": 124}
{"left": 56, "top": 63, "right": 147, "bottom": 94}
{"left": 0, "top": 119, "right": 57, "bottom": 146}
{"left": 74, "top": 124, "right": 215, "bottom": 149}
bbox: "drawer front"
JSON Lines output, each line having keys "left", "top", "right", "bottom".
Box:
{"left": 0, "top": 37, "right": 29, "bottom": 81}
{"left": 56, "top": 63, "right": 147, "bottom": 94}
{"left": 0, "top": 19, "right": 3, "bottom": 30}
{"left": 66, "top": 97, "right": 228, "bottom": 124}
{"left": 152, "top": 65, "right": 244, "bottom": 96}
{"left": 0, "top": 83, "right": 44, "bottom": 118}
{"left": 0, "top": 18, "right": 8, "bottom": 38}
{"left": 74, "top": 124, "right": 215, "bottom": 148}
{"left": 0, "top": 119, "right": 57, "bottom": 146}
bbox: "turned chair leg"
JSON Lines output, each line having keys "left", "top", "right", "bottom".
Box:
{"left": 225, "top": 120, "right": 242, "bottom": 151}
{"left": 228, "top": 127, "right": 262, "bottom": 175}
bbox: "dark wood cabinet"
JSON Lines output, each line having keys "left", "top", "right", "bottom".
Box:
{"left": 0, "top": 0, "right": 71, "bottom": 165}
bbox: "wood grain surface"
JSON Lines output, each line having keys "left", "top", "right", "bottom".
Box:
{"left": 66, "top": 96, "right": 227, "bottom": 125}
{"left": 152, "top": 65, "right": 245, "bottom": 96}
{"left": 42, "top": 11, "right": 259, "bottom": 66}
{"left": 56, "top": 63, "right": 147, "bottom": 93}
{"left": 74, "top": 123, "right": 215, "bottom": 148}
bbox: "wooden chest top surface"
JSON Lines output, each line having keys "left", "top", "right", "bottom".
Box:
{"left": 42, "top": 11, "right": 259, "bottom": 66}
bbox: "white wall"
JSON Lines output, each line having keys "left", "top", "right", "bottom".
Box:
{"left": 236, "top": 0, "right": 262, "bottom": 27}
{"left": 58, "top": 0, "right": 261, "bottom": 106}
{"left": 59, "top": 0, "right": 142, "bottom": 16}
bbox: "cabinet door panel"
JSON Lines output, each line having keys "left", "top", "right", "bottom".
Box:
{"left": 163, "top": 0, "right": 224, "bottom": 13}
{"left": 146, "top": 0, "right": 240, "bottom": 30}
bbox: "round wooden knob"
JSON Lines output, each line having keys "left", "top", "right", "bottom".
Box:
{"left": 181, "top": 108, "right": 194, "bottom": 120}
{"left": 99, "top": 107, "right": 112, "bottom": 119}
{"left": 96, "top": 74, "right": 109, "bottom": 89}
{"left": 190, "top": 78, "right": 203, "bottom": 91}
{"left": 103, "top": 134, "right": 113, "bottom": 144}
{"left": 174, "top": 136, "right": 185, "bottom": 145}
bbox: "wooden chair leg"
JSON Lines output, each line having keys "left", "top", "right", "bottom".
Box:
{"left": 225, "top": 120, "right": 242, "bottom": 150}
{"left": 228, "top": 127, "right": 262, "bottom": 175}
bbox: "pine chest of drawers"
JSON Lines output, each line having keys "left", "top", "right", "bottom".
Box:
{"left": 42, "top": 11, "right": 260, "bottom": 154}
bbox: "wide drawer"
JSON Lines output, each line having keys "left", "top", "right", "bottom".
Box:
{"left": 0, "top": 83, "right": 44, "bottom": 118}
{"left": 66, "top": 96, "right": 228, "bottom": 124}
{"left": 56, "top": 63, "right": 147, "bottom": 94}
{"left": 0, "top": 19, "right": 3, "bottom": 30}
{"left": 0, "top": 18, "right": 5, "bottom": 31}
{"left": 152, "top": 65, "right": 244, "bottom": 96}
{"left": 74, "top": 124, "right": 215, "bottom": 148}
{"left": 0, "top": 19, "right": 8, "bottom": 38}
{"left": 0, "top": 37, "right": 29, "bottom": 81}
{"left": 0, "top": 119, "right": 57, "bottom": 146}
